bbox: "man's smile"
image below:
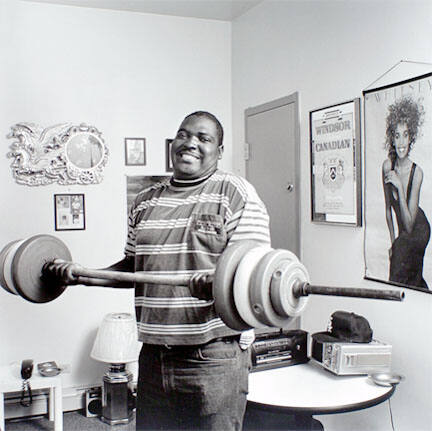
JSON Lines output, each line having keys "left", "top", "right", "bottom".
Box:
{"left": 177, "top": 151, "right": 201, "bottom": 161}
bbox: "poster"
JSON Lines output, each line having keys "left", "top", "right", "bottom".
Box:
{"left": 310, "top": 99, "right": 361, "bottom": 225}
{"left": 363, "top": 72, "right": 432, "bottom": 293}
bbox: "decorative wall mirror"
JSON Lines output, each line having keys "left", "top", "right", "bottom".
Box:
{"left": 7, "top": 123, "right": 108, "bottom": 186}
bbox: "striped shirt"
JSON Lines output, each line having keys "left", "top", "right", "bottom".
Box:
{"left": 125, "top": 169, "right": 271, "bottom": 345}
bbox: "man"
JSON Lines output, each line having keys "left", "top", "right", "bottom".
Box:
{"left": 54, "top": 111, "right": 270, "bottom": 430}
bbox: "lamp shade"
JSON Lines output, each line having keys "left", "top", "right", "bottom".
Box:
{"left": 91, "top": 313, "right": 139, "bottom": 364}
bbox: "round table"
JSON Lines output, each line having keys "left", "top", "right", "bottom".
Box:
{"left": 245, "top": 361, "right": 395, "bottom": 430}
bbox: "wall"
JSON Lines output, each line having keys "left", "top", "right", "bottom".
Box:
{"left": 0, "top": 0, "right": 232, "bottom": 390}
{"left": 232, "top": 1, "right": 432, "bottom": 431}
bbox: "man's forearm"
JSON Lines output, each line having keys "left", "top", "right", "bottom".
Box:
{"left": 104, "top": 256, "right": 135, "bottom": 273}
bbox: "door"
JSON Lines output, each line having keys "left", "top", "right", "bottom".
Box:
{"left": 245, "top": 93, "right": 300, "bottom": 257}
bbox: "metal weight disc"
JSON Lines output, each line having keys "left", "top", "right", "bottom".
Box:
{"left": 0, "top": 240, "right": 25, "bottom": 295}
{"left": 213, "top": 240, "right": 260, "bottom": 331}
{"left": 12, "top": 234, "right": 72, "bottom": 303}
{"left": 233, "top": 245, "right": 272, "bottom": 328}
{"left": 250, "top": 249, "right": 299, "bottom": 328}
{"left": 270, "top": 260, "right": 310, "bottom": 318}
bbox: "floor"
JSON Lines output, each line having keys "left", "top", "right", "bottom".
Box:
{"left": 5, "top": 410, "right": 136, "bottom": 431}
{"left": 5, "top": 408, "right": 323, "bottom": 431}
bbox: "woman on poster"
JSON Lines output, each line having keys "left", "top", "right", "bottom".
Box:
{"left": 382, "top": 96, "right": 430, "bottom": 289}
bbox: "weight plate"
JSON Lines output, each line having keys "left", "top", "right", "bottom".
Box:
{"left": 0, "top": 240, "right": 25, "bottom": 295}
{"left": 250, "top": 249, "right": 299, "bottom": 328}
{"left": 213, "top": 240, "right": 260, "bottom": 331}
{"left": 270, "top": 260, "right": 310, "bottom": 317}
{"left": 12, "top": 234, "right": 72, "bottom": 303}
{"left": 233, "top": 245, "right": 272, "bottom": 328}
{"left": 0, "top": 240, "right": 19, "bottom": 294}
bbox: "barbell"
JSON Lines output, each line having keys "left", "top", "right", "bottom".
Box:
{"left": 0, "top": 234, "right": 404, "bottom": 331}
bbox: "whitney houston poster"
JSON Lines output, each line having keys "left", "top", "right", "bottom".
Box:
{"left": 363, "top": 72, "right": 432, "bottom": 293}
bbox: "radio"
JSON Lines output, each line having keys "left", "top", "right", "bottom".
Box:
{"left": 251, "top": 329, "right": 308, "bottom": 371}
{"left": 311, "top": 335, "right": 392, "bottom": 375}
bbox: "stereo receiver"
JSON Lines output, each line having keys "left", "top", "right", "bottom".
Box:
{"left": 251, "top": 329, "right": 308, "bottom": 371}
{"left": 311, "top": 336, "right": 392, "bottom": 375}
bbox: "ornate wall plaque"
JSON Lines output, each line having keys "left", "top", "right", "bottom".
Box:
{"left": 7, "top": 123, "right": 108, "bottom": 186}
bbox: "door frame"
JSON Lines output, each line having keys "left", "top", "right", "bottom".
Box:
{"left": 244, "top": 92, "right": 301, "bottom": 258}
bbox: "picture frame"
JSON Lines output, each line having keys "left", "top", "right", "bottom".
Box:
{"left": 310, "top": 98, "right": 362, "bottom": 226}
{"left": 125, "top": 137, "right": 146, "bottom": 166}
{"left": 165, "top": 139, "right": 173, "bottom": 172}
{"left": 126, "top": 175, "right": 170, "bottom": 213}
{"left": 363, "top": 72, "right": 432, "bottom": 293}
{"left": 54, "top": 193, "right": 85, "bottom": 231}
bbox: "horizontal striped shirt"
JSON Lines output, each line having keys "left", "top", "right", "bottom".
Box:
{"left": 125, "top": 169, "right": 270, "bottom": 345}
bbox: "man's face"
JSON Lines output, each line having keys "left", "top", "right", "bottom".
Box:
{"left": 171, "top": 115, "right": 223, "bottom": 180}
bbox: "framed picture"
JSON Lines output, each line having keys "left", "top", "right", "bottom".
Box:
{"left": 363, "top": 72, "right": 432, "bottom": 293}
{"left": 54, "top": 194, "right": 85, "bottom": 231}
{"left": 310, "top": 98, "right": 362, "bottom": 226}
{"left": 125, "top": 138, "right": 146, "bottom": 166}
{"left": 165, "top": 139, "right": 173, "bottom": 172}
{"left": 126, "top": 175, "right": 170, "bottom": 213}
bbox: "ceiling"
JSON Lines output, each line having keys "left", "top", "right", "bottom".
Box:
{"left": 25, "top": 0, "right": 263, "bottom": 21}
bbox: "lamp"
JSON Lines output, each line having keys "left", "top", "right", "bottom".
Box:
{"left": 91, "top": 312, "right": 139, "bottom": 425}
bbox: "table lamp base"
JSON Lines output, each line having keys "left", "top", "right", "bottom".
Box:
{"left": 101, "top": 364, "right": 134, "bottom": 425}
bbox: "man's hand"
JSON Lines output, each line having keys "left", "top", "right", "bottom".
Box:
{"left": 43, "top": 259, "right": 83, "bottom": 285}
{"left": 189, "top": 273, "right": 214, "bottom": 300}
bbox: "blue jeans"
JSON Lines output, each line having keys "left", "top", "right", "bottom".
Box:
{"left": 136, "top": 339, "right": 250, "bottom": 431}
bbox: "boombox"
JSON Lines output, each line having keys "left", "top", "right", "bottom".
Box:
{"left": 251, "top": 329, "right": 308, "bottom": 371}
{"left": 311, "top": 336, "right": 392, "bottom": 375}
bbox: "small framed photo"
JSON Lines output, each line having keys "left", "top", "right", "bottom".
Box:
{"left": 310, "top": 98, "right": 362, "bottom": 226}
{"left": 165, "top": 139, "right": 173, "bottom": 172}
{"left": 54, "top": 194, "right": 85, "bottom": 231}
{"left": 125, "top": 138, "right": 146, "bottom": 166}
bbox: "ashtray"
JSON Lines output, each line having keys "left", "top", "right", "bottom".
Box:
{"left": 38, "top": 361, "right": 61, "bottom": 377}
{"left": 368, "top": 372, "right": 404, "bottom": 387}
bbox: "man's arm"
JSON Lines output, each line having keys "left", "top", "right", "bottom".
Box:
{"left": 104, "top": 256, "right": 135, "bottom": 273}
{"left": 226, "top": 177, "right": 271, "bottom": 246}
{"left": 45, "top": 255, "right": 135, "bottom": 289}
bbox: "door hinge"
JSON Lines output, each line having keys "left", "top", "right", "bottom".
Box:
{"left": 244, "top": 143, "right": 250, "bottom": 160}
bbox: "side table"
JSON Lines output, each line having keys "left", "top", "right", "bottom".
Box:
{"left": 0, "top": 364, "right": 63, "bottom": 431}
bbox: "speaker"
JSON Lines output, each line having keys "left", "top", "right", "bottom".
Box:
{"left": 85, "top": 388, "right": 102, "bottom": 418}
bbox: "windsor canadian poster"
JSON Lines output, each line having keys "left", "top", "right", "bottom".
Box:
{"left": 310, "top": 99, "right": 361, "bottom": 225}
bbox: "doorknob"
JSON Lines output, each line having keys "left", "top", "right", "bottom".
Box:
{"left": 286, "top": 183, "right": 294, "bottom": 192}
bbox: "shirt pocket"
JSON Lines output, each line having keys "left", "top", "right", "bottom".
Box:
{"left": 190, "top": 213, "right": 227, "bottom": 255}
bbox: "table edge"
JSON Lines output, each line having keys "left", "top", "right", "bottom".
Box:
{"left": 247, "top": 385, "right": 395, "bottom": 415}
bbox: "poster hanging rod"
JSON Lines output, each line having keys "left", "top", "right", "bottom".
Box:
{"left": 363, "top": 59, "right": 432, "bottom": 92}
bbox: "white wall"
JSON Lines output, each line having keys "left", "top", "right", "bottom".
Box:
{"left": 2, "top": 1, "right": 432, "bottom": 429}
{"left": 232, "top": 1, "right": 432, "bottom": 431}
{"left": 0, "top": 0, "right": 232, "bottom": 389}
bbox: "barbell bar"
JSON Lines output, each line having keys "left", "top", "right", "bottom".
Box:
{"left": 292, "top": 282, "right": 405, "bottom": 301}
{"left": 0, "top": 234, "right": 404, "bottom": 330}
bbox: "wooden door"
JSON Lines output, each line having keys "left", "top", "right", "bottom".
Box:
{"left": 245, "top": 93, "right": 300, "bottom": 257}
